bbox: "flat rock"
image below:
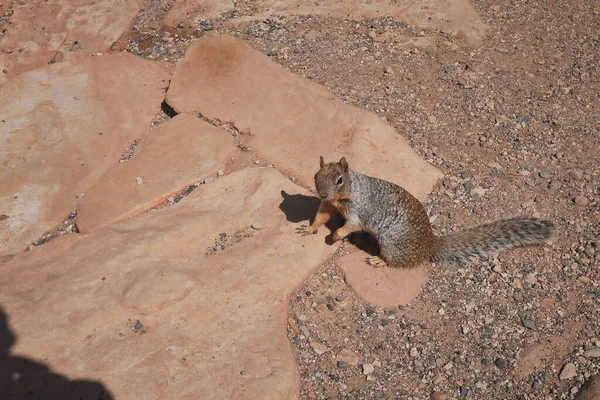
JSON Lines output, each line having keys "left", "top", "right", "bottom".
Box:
{"left": 336, "top": 252, "right": 429, "bottom": 307}
{"left": 577, "top": 374, "right": 600, "bottom": 400}
{"left": 165, "top": 35, "right": 442, "bottom": 201}
{"left": 162, "top": 0, "right": 233, "bottom": 29}
{"left": 223, "top": 0, "right": 485, "bottom": 45}
{"left": 0, "top": 0, "right": 142, "bottom": 84}
{"left": 0, "top": 54, "right": 170, "bottom": 255}
{"left": 0, "top": 168, "right": 336, "bottom": 399}
{"left": 77, "top": 114, "right": 236, "bottom": 232}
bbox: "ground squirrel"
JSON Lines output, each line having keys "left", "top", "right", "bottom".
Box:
{"left": 297, "top": 156, "right": 555, "bottom": 268}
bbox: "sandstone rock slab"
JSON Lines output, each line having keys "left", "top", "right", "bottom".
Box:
{"left": 77, "top": 113, "right": 237, "bottom": 232}
{"left": 265, "top": 0, "right": 485, "bottom": 45}
{"left": 0, "top": 53, "right": 171, "bottom": 255}
{"left": 162, "top": 0, "right": 485, "bottom": 45}
{"left": 166, "top": 35, "right": 442, "bottom": 201}
{"left": 337, "top": 251, "right": 429, "bottom": 307}
{"left": 0, "top": 168, "right": 336, "bottom": 399}
{"left": 162, "top": 0, "right": 234, "bottom": 29}
{"left": 0, "top": 0, "right": 142, "bottom": 84}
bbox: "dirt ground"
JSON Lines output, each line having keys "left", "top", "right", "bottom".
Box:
{"left": 70, "top": 0, "right": 600, "bottom": 398}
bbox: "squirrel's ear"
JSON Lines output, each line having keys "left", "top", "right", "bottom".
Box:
{"left": 319, "top": 155, "right": 325, "bottom": 168}
{"left": 339, "top": 157, "right": 348, "bottom": 172}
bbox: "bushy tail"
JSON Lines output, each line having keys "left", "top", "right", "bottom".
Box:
{"left": 431, "top": 216, "right": 554, "bottom": 265}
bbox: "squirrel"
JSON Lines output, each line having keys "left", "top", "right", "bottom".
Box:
{"left": 296, "top": 156, "right": 555, "bottom": 268}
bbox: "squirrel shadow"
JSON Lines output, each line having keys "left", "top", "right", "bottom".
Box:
{"left": 279, "top": 190, "right": 380, "bottom": 255}
{"left": 0, "top": 306, "right": 114, "bottom": 400}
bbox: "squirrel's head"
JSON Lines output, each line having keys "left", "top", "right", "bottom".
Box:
{"left": 314, "top": 156, "right": 350, "bottom": 201}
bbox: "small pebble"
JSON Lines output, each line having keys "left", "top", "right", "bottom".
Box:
{"left": 362, "top": 363, "right": 374, "bottom": 375}
{"left": 250, "top": 223, "right": 263, "bottom": 230}
{"left": 136, "top": 177, "right": 142, "bottom": 185}
{"left": 539, "top": 171, "right": 552, "bottom": 179}
{"left": 464, "top": 182, "right": 473, "bottom": 193}
{"left": 459, "top": 386, "right": 469, "bottom": 397}
{"left": 574, "top": 195, "right": 589, "bottom": 206}
{"left": 583, "top": 348, "right": 600, "bottom": 358}
{"left": 133, "top": 320, "right": 144, "bottom": 333}
{"left": 532, "top": 381, "right": 542, "bottom": 390}
{"left": 338, "top": 361, "right": 349, "bottom": 369}
{"left": 311, "top": 342, "right": 329, "bottom": 355}
{"left": 570, "top": 169, "right": 584, "bottom": 180}
{"left": 522, "top": 318, "right": 537, "bottom": 330}
{"left": 495, "top": 358, "right": 508, "bottom": 369}
{"left": 335, "top": 295, "right": 345, "bottom": 302}
{"left": 217, "top": 169, "right": 224, "bottom": 177}
{"left": 559, "top": 362, "right": 577, "bottom": 380}
{"left": 513, "top": 292, "right": 524, "bottom": 302}
{"left": 178, "top": 22, "right": 185, "bottom": 28}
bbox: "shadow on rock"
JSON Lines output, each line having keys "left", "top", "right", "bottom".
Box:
{"left": 279, "top": 190, "right": 343, "bottom": 243}
{"left": 279, "top": 190, "right": 379, "bottom": 253}
{"left": 0, "top": 306, "right": 113, "bottom": 400}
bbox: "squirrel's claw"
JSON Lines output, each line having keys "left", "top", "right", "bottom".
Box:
{"left": 296, "top": 225, "right": 317, "bottom": 236}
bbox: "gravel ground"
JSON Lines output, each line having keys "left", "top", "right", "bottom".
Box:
{"left": 31, "top": 0, "right": 600, "bottom": 397}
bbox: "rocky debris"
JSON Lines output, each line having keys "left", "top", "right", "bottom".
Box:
{"left": 165, "top": 35, "right": 442, "bottom": 200}
{"left": 77, "top": 114, "right": 237, "bottom": 232}
{"left": 0, "top": 54, "right": 170, "bottom": 255}
{"left": 120, "top": 139, "right": 141, "bottom": 162}
{"left": 205, "top": 228, "right": 254, "bottom": 255}
{"left": 0, "top": 168, "right": 337, "bottom": 398}
{"left": 28, "top": 211, "right": 79, "bottom": 250}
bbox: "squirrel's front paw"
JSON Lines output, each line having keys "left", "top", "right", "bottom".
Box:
{"left": 296, "top": 224, "right": 317, "bottom": 236}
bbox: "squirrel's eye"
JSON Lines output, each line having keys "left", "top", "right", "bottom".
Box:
{"left": 336, "top": 176, "right": 343, "bottom": 185}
